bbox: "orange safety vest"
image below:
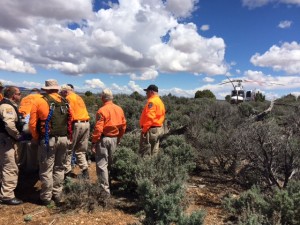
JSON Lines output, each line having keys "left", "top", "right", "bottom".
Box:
{"left": 92, "top": 101, "right": 126, "bottom": 143}
{"left": 66, "top": 92, "right": 89, "bottom": 121}
{"left": 0, "top": 93, "right": 3, "bottom": 101}
{"left": 19, "top": 93, "right": 43, "bottom": 116}
{"left": 140, "top": 94, "right": 165, "bottom": 133}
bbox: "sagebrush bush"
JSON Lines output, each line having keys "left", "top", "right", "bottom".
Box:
{"left": 110, "top": 146, "right": 141, "bottom": 192}
{"left": 62, "top": 178, "right": 107, "bottom": 212}
{"left": 136, "top": 154, "right": 188, "bottom": 225}
{"left": 223, "top": 181, "right": 300, "bottom": 225}
{"left": 178, "top": 211, "right": 206, "bottom": 225}
{"left": 135, "top": 135, "right": 203, "bottom": 225}
{"left": 161, "top": 135, "right": 196, "bottom": 172}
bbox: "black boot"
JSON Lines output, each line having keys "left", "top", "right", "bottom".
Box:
{"left": 81, "top": 169, "right": 89, "bottom": 179}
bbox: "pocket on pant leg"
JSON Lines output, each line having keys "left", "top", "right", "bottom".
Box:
{"left": 149, "top": 128, "right": 159, "bottom": 142}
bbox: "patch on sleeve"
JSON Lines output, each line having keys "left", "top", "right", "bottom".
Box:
{"left": 5, "top": 108, "right": 13, "bottom": 115}
{"left": 148, "top": 102, "right": 153, "bottom": 109}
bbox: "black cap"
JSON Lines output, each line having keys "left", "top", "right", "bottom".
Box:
{"left": 143, "top": 84, "right": 158, "bottom": 92}
{"left": 67, "top": 84, "right": 74, "bottom": 90}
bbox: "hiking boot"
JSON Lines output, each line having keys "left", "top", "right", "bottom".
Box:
{"left": 52, "top": 196, "right": 64, "bottom": 206}
{"left": 64, "top": 171, "right": 76, "bottom": 180}
{"left": 64, "top": 171, "right": 71, "bottom": 180}
{"left": 0, "top": 197, "right": 23, "bottom": 205}
{"left": 81, "top": 169, "right": 89, "bottom": 179}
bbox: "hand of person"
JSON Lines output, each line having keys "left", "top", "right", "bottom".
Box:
{"left": 142, "top": 132, "right": 147, "bottom": 139}
{"left": 91, "top": 143, "right": 96, "bottom": 154}
{"left": 117, "top": 137, "right": 121, "bottom": 145}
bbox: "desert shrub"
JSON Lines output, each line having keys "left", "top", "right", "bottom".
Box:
{"left": 118, "top": 131, "right": 140, "bottom": 153}
{"left": 135, "top": 135, "right": 204, "bottom": 225}
{"left": 194, "top": 89, "right": 216, "bottom": 99}
{"left": 62, "top": 178, "right": 107, "bottom": 212}
{"left": 110, "top": 146, "right": 141, "bottom": 192}
{"left": 114, "top": 94, "right": 144, "bottom": 132}
{"left": 187, "top": 101, "right": 242, "bottom": 173}
{"left": 177, "top": 211, "right": 205, "bottom": 225}
{"left": 224, "top": 181, "right": 300, "bottom": 225}
{"left": 236, "top": 120, "right": 300, "bottom": 188}
{"left": 136, "top": 154, "right": 188, "bottom": 225}
{"left": 238, "top": 102, "right": 255, "bottom": 118}
{"left": 161, "top": 135, "right": 196, "bottom": 172}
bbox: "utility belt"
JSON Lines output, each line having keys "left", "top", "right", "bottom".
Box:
{"left": 73, "top": 120, "right": 89, "bottom": 123}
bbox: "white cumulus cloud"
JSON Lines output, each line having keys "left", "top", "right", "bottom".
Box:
{"left": 242, "top": 0, "right": 300, "bottom": 9}
{"left": 278, "top": 20, "right": 292, "bottom": 29}
{"left": 0, "top": 0, "right": 227, "bottom": 80}
{"left": 250, "top": 42, "right": 300, "bottom": 74}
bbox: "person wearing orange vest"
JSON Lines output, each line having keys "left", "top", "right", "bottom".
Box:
{"left": 18, "top": 88, "right": 42, "bottom": 172}
{"left": 91, "top": 89, "right": 126, "bottom": 196}
{"left": 19, "top": 88, "right": 42, "bottom": 116}
{"left": 139, "top": 84, "right": 165, "bottom": 157}
{"left": 29, "top": 79, "right": 71, "bottom": 206}
{"left": 0, "top": 82, "right": 4, "bottom": 101}
{"left": 60, "top": 84, "right": 90, "bottom": 179}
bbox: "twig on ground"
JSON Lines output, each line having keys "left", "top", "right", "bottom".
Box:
{"left": 49, "top": 218, "right": 56, "bottom": 225}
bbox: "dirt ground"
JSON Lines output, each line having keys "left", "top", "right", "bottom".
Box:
{"left": 0, "top": 163, "right": 241, "bottom": 225}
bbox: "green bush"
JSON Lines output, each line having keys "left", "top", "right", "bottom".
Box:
{"left": 135, "top": 135, "right": 204, "bottom": 225}
{"left": 223, "top": 181, "right": 300, "bottom": 225}
{"left": 111, "top": 146, "right": 140, "bottom": 192}
{"left": 136, "top": 154, "right": 188, "bottom": 225}
{"left": 62, "top": 178, "right": 107, "bottom": 212}
{"left": 161, "top": 135, "right": 196, "bottom": 172}
{"left": 178, "top": 211, "right": 205, "bottom": 225}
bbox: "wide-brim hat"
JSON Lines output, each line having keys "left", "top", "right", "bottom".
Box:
{"left": 41, "top": 79, "right": 60, "bottom": 90}
{"left": 61, "top": 84, "right": 72, "bottom": 91}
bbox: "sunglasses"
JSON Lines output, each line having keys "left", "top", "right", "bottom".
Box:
{"left": 15, "top": 93, "right": 21, "bottom": 96}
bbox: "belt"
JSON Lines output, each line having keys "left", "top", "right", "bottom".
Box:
{"left": 150, "top": 126, "right": 162, "bottom": 128}
{"left": 73, "top": 120, "right": 89, "bottom": 123}
{"left": 102, "top": 135, "right": 118, "bottom": 138}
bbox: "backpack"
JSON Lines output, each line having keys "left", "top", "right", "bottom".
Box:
{"left": 42, "top": 94, "right": 70, "bottom": 137}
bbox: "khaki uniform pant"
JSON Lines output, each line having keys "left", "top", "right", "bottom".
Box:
{"left": 65, "top": 122, "right": 90, "bottom": 173}
{"left": 0, "top": 133, "right": 19, "bottom": 200}
{"left": 39, "top": 136, "right": 68, "bottom": 201}
{"left": 95, "top": 136, "right": 117, "bottom": 194}
{"left": 139, "top": 126, "right": 164, "bottom": 157}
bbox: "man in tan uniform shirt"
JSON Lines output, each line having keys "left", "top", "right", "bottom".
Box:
{"left": 60, "top": 84, "right": 90, "bottom": 178}
{"left": 0, "top": 86, "right": 23, "bottom": 205}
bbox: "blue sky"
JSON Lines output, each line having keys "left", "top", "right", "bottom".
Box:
{"left": 0, "top": 0, "right": 300, "bottom": 99}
